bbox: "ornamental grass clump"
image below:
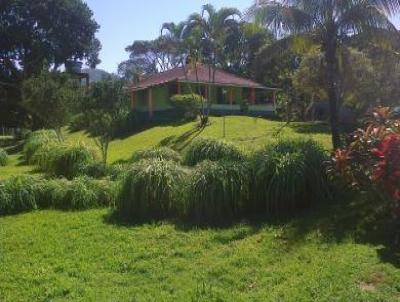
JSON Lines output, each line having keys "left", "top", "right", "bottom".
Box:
{"left": 184, "top": 137, "right": 244, "bottom": 166}
{"left": 37, "top": 177, "right": 116, "bottom": 210}
{"left": 131, "top": 147, "right": 182, "bottom": 163}
{"left": 184, "top": 160, "right": 250, "bottom": 225}
{"left": 23, "top": 129, "right": 58, "bottom": 163}
{"left": 117, "top": 159, "right": 187, "bottom": 222}
{"left": 251, "top": 139, "right": 329, "bottom": 216}
{"left": 37, "top": 143, "right": 98, "bottom": 179}
{"left": 0, "top": 176, "right": 39, "bottom": 215}
{"left": 0, "top": 148, "right": 8, "bottom": 166}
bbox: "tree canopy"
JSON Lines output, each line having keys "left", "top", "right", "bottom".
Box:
{"left": 0, "top": 0, "right": 101, "bottom": 127}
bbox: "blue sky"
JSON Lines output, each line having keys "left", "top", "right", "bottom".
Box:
{"left": 85, "top": 1, "right": 251, "bottom": 73}
{"left": 85, "top": 1, "right": 400, "bottom": 73}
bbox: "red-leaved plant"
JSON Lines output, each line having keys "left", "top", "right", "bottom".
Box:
{"left": 331, "top": 107, "right": 400, "bottom": 223}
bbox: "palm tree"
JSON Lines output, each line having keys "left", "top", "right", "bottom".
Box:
{"left": 184, "top": 5, "right": 242, "bottom": 116}
{"left": 185, "top": 4, "right": 242, "bottom": 69}
{"left": 248, "top": 0, "right": 400, "bottom": 149}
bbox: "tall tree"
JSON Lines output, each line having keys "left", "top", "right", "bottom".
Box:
{"left": 248, "top": 0, "right": 400, "bottom": 149}
{"left": 0, "top": 0, "right": 101, "bottom": 127}
{"left": 21, "top": 71, "right": 82, "bottom": 138}
{"left": 185, "top": 4, "right": 242, "bottom": 69}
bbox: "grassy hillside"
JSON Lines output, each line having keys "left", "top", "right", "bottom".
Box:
{"left": 1, "top": 205, "right": 399, "bottom": 301}
{"left": 67, "top": 116, "right": 332, "bottom": 163}
{"left": 0, "top": 117, "right": 332, "bottom": 180}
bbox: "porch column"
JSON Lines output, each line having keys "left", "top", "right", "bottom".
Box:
{"left": 148, "top": 87, "right": 153, "bottom": 119}
{"left": 131, "top": 91, "right": 137, "bottom": 110}
{"left": 250, "top": 88, "right": 256, "bottom": 105}
{"left": 229, "top": 87, "right": 233, "bottom": 105}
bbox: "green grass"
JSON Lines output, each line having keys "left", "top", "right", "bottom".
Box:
{"left": 1, "top": 117, "right": 331, "bottom": 179}
{"left": 0, "top": 154, "right": 37, "bottom": 180}
{"left": 1, "top": 205, "right": 399, "bottom": 301}
{"left": 67, "top": 116, "right": 332, "bottom": 163}
{"left": 0, "top": 119, "right": 398, "bottom": 301}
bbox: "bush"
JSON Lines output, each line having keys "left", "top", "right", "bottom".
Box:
{"left": 170, "top": 94, "right": 204, "bottom": 119}
{"left": 184, "top": 137, "right": 245, "bottom": 166}
{"left": 251, "top": 139, "right": 329, "bottom": 216}
{"left": 0, "top": 176, "right": 39, "bottom": 215}
{"left": 184, "top": 160, "right": 250, "bottom": 225}
{"left": 36, "top": 143, "right": 98, "bottom": 179}
{"left": 23, "top": 129, "right": 58, "bottom": 163}
{"left": 36, "top": 177, "right": 116, "bottom": 210}
{"left": 0, "top": 148, "right": 8, "bottom": 166}
{"left": 331, "top": 107, "right": 400, "bottom": 222}
{"left": 117, "top": 159, "right": 187, "bottom": 222}
{"left": 131, "top": 147, "right": 182, "bottom": 163}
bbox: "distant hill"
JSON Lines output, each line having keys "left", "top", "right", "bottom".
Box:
{"left": 81, "top": 68, "right": 118, "bottom": 83}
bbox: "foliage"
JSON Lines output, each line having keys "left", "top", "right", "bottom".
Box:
{"left": 184, "top": 160, "right": 250, "bottom": 225}
{"left": 249, "top": 0, "right": 400, "bottom": 148}
{"left": 81, "top": 79, "right": 130, "bottom": 164}
{"left": 23, "top": 129, "right": 58, "bottom": 163}
{"left": 0, "top": 176, "right": 39, "bottom": 215}
{"left": 131, "top": 147, "right": 182, "bottom": 163}
{"left": 37, "top": 177, "right": 116, "bottom": 210}
{"left": 51, "top": 144, "right": 98, "bottom": 179}
{"left": 35, "top": 143, "right": 98, "bottom": 179}
{"left": 251, "top": 139, "right": 330, "bottom": 216}
{"left": 170, "top": 94, "right": 204, "bottom": 119}
{"left": 0, "top": 148, "right": 8, "bottom": 166}
{"left": 184, "top": 137, "right": 244, "bottom": 166}
{"left": 117, "top": 159, "right": 187, "bottom": 222}
{"left": 0, "top": 0, "right": 101, "bottom": 127}
{"left": 331, "top": 107, "right": 400, "bottom": 221}
{"left": 22, "top": 71, "right": 83, "bottom": 134}
{"left": 293, "top": 47, "right": 377, "bottom": 113}
{"left": 0, "top": 176, "right": 116, "bottom": 215}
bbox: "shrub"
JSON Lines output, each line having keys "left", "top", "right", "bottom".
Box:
{"left": 37, "top": 177, "right": 116, "bottom": 210}
{"left": 80, "top": 161, "right": 108, "bottom": 178}
{"left": 37, "top": 143, "right": 98, "bottom": 179}
{"left": 0, "top": 148, "right": 8, "bottom": 166}
{"left": 170, "top": 94, "right": 204, "bottom": 119}
{"left": 331, "top": 107, "right": 400, "bottom": 222}
{"left": 184, "top": 137, "right": 245, "bottom": 166}
{"left": 0, "top": 176, "right": 39, "bottom": 215}
{"left": 117, "top": 159, "right": 187, "bottom": 221}
{"left": 131, "top": 147, "right": 182, "bottom": 163}
{"left": 251, "top": 139, "right": 329, "bottom": 216}
{"left": 23, "top": 129, "right": 58, "bottom": 163}
{"left": 184, "top": 160, "right": 250, "bottom": 225}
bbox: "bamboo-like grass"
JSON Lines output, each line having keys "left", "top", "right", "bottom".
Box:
{"left": 0, "top": 148, "right": 8, "bottom": 166}
{"left": 184, "top": 137, "right": 245, "bottom": 166}
{"left": 184, "top": 160, "right": 250, "bottom": 225}
{"left": 131, "top": 147, "right": 182, "bottom": 163}
{"left": 251, "top": 139, "right": 330, "bottom": 216}
{"left": 117, "top": 159, "right": 188, "bottom": 222}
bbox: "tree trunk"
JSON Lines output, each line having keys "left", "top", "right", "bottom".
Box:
{"left": 324, "top": 36, "right": 341, "bottom": 150}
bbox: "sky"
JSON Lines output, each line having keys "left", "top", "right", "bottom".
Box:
{"left": 85, "top": 1, "right": 400, "bottom": 74}
{"left": 85, "top": 0, "right": 251, "bottom": 73}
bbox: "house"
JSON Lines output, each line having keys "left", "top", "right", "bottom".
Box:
{"left": 130, "top": 64, "right": 278, "bottom": 120}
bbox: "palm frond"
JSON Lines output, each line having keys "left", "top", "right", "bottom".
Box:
{"left": 248, "top": 2, "right": 314, "bottom": 36}
{"left": 339, "top": 2, "right": 398, "bottom": 35}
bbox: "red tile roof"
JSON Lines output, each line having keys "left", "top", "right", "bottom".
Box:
{"left": 131, "top": 64, "right": 269, "bottom": 91}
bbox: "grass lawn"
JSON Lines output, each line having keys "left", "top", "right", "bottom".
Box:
{"left": 1, "top": 204, "right": 399, "bottom": 301}
{"left": 67, "top": 116, "right": 332, "bottom": 163}
{"left": 0, "top": 116, "right": 332, "bottom": 179}
{"left": 1, "top": 117, "right": 399, "bottom": 301}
